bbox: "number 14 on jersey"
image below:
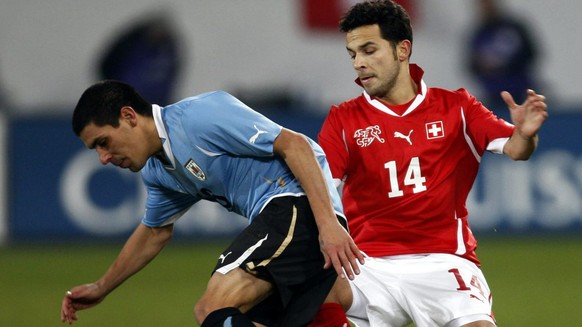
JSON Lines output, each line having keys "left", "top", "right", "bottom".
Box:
{"left": 384, "top": 157, "right": 427, "bottom": 198}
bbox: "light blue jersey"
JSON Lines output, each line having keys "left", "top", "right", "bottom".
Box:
{"left": 140, "top": 91, "right": 344, "bottom": 227}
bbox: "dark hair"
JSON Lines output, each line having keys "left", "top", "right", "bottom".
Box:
{"left": 340, "top": 0, "right": 413, "bottom": 48}
{"left": 72, "top": 80, "right": 152, "bottom": 136}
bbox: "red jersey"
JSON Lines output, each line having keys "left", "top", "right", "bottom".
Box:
{"left": 318, "top": 65, "right": 514, "bottom": 265}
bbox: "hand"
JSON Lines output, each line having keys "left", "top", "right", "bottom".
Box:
{"left": 61, "top": 283, "right": 106, "bottom": 324}
{"left": 319, "top": 222, "right": 365, "bottom": 280}
{"left": 501, "top": 89, "right": 548, "bottom": 139}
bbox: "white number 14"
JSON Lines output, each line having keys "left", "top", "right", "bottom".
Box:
{"left": 384, "top": 157, "right": 427, "bottom": 198}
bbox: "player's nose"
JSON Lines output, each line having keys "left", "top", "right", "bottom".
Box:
{"left": 96, "top": 148, "right": 112, "bottom": 165}
{"left": 353, "top": 53, "right": 366, "bottom": 69}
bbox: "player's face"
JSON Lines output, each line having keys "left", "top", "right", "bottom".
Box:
{"left": 79, "top": 120, "right": 149, "bottom": 172}
{"left": 346, "top": 24, "right": 402, "bottom": 101}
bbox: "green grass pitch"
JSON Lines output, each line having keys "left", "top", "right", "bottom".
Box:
{"left": 1, "top": 236, "right": 580, "bottom": 326}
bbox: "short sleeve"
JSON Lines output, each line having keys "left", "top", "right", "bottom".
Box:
{"left": 141, "top": 183, "right": 200, "bottom": 227}
{"left": 318, "top": 105, "right": 350, "bottom": 181}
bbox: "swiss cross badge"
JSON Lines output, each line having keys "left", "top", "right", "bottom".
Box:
{"left": 425, "top": 121, "right": 444, "bottom": 139}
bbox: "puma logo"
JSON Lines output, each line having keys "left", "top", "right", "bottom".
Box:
{"left": 218, "top": 251, "right": 232, "bottom": 263}
{"left": 394, "top": 130, "right": 413, "bottom": 145}
{"left": 249, "top": 125, "right": 268, "bottom": 144}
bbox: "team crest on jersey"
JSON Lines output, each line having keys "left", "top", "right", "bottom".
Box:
{"left": 354, "top": 125, "right": 385, "bottom": 147}
{"left": 185, "top": 159, "right": 206, "bottom": 181}
{"left": 425, "top": 121, "right": 445, "bottom": 139}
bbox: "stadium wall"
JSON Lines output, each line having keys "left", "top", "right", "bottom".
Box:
{"left": 4, "top": 108, "right": 582, "bottom": 244}
{"left": 0, "top": 113, "right": 7, "bottom": 245}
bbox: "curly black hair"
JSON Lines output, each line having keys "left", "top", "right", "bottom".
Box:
{"left": 339, "top": 0, "right": 413, "bottom": 47}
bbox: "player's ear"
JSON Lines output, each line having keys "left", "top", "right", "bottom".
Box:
{"left": 397, "top": 40, "right": 411, "bottom": 61}
{"left": 120, "top": 106, "right": 138, "bottom": 126}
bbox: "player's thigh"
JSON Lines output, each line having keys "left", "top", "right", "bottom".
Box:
{"left": 199, "top": 267, "right": 273, "bottom": 314}
{"left": 347, "top": 258, "right": 413, "bottom": 327}
{"left": 347, "top": 255, "right": 494, "bottom": 327}
{"left": 405, "top": 254, "right": 493, "bottom": 327}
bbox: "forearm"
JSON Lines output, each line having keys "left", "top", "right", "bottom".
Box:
{"left": 290, "top": 152, "right": 337, "bottom": 228}
{"left": 274, "top": 129, "right": 337, "bottom": 227}
{"left": 96, "top": 223, "right": 174, "bottom": 295}
{"left": 503, "top": 129, "right": 538, "bottom": 160}
{"left": 273, "top": 128, "right": 364, "bottom": 278}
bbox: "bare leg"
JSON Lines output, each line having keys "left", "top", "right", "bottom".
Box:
{"left": 194, "top": 267, "right": 273, "bottom": 325}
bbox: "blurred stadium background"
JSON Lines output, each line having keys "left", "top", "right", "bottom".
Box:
{"left": 1, "top": 1, "right": 580, "bottom": 326}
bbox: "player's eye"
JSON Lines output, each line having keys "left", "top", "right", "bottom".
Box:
{"left": 97, "top": 139, "right": 108, "bottom": 149}
{"left": 364, "top": 47, "right": 376, "bottom": 55}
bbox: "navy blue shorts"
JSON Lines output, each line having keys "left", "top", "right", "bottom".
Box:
{"left": 213, "top": 195, "right": 347, "bottom": 327}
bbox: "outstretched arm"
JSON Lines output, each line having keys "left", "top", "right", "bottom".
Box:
{"left": 502, "top": 89, "right": 548, "bottom": 160}
{"left": 61, "top": 223, "right": 174, "bottom": 324}
{"left": 273, "top": 128, "right": 364, "bottom": 280}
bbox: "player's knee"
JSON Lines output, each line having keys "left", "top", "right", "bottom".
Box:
{"left": 195, "top": 268, "right": 272, "bottom": 324}
{"left": 194, "top": 295, "right": 222, "bottom": 324}
{"left": 193, "top": 300, "right": 208, "bottom": 324}
{"left": 323, "top": 277, "right": 352, "bottom": 311}
{"left": 310, "top": 278, "right": 352, "bottom": 327}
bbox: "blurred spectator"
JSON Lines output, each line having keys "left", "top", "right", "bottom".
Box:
{"left": 466, "top": 0, "right": 541, "bottom": 110}
{"left": 97, "top": 11, "right": 183, "bottom": 106}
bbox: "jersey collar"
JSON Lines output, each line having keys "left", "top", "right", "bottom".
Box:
{"left": 152, "top": 104, "right": 176, "bottom": 170}
{"left": 358, "top": 63, "right": 428, "bottom": 117}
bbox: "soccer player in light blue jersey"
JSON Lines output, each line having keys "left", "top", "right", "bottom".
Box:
{"left": 61, "top": 80, "right": 364, "bottom": 327}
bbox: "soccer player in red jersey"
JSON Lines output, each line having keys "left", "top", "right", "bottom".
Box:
{"left": 310, "top": 1, "right": 548, "bottom": 326}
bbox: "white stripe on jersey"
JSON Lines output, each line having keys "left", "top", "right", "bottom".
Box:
{"left": 461, "top": 107, "right": 482, "bottom": 163}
